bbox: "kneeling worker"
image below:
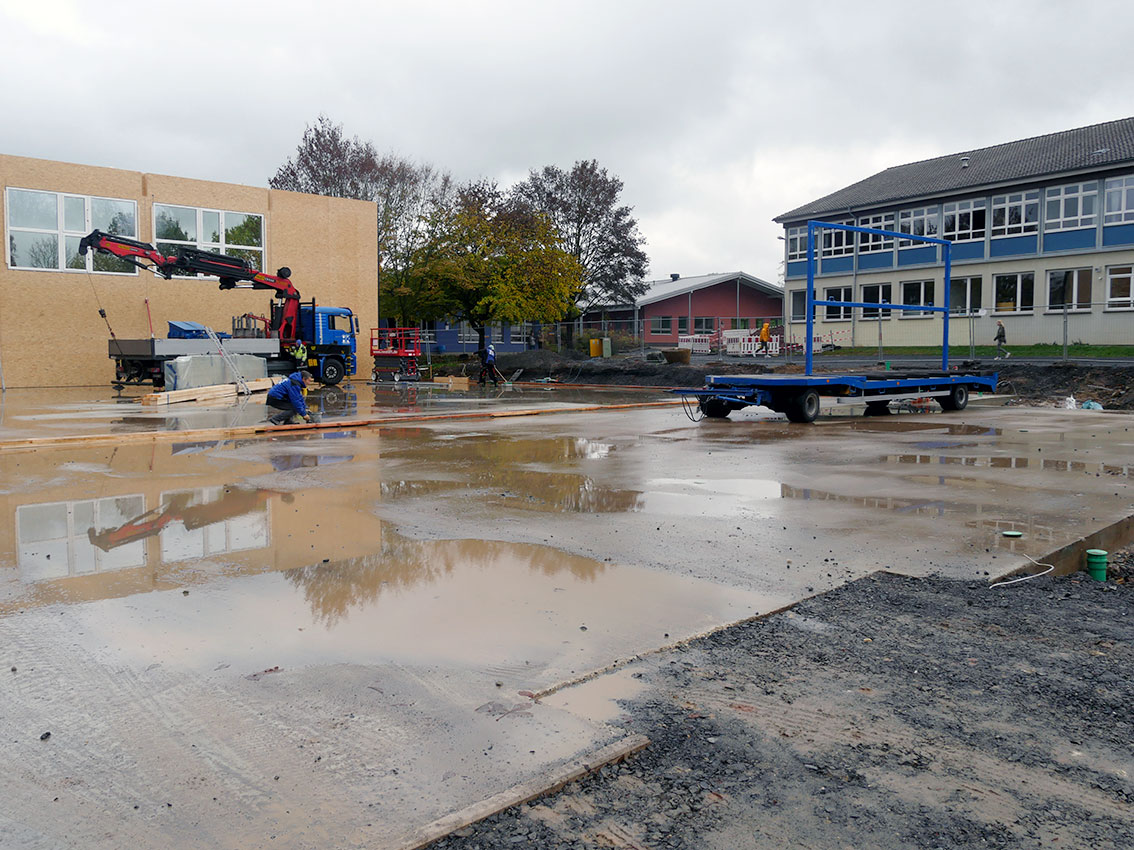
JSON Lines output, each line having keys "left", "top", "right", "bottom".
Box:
{"left": 266, "top": 370, "right": 317, "bottom": 425}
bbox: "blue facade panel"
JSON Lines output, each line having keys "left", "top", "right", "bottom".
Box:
{"left": 1043, "top": 228, "right": 1096, "bottom": 252}
{"left": 990, "top": 235, "right": 1038, "bottom": 257}
{"left": 1102, "top": 223, "right": 1134, "bottom": 247}
{"left": 858, "top": 252, "right": 893, "bottom": 271}
{"left": 786, "top": 260, "right": 808, "bottom": 279}
{"left": 951, "top": 241, "right": 985, "bottom": 261}
{"left": 897, "top": 246, "right": 936, "bottom": 266}
{"left": 820, "top": 256, "right": 853, "bottom": 274}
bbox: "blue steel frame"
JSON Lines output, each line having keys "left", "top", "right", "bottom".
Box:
{"left": 805, "top": 220, "right": 952, "bottom": 375}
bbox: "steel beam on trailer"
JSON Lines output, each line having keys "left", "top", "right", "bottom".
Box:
{"left": 804, "top": 220, "right": 953, "bottom": 375}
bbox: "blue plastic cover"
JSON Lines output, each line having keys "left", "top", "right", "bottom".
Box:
{"left": 167, "top": 321, "right": 229, "bottom": 339}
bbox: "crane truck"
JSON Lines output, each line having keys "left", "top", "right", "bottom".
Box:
{"left": 79, "top": 229, "right": 359, "bottom": 386}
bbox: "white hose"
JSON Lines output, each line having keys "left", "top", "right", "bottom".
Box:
{"left": 989, "top": 553, "right": 1055, "bottom": 588}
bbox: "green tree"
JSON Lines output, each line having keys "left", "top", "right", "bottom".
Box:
{"left": 420, "top": 181, "right": 583, "bottom": 347}
{"left": 512, "top": 159, "right": 649, "bottom": 314}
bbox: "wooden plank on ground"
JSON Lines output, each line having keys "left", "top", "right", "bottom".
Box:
{"left": 139, "top": 375, "right": 281, "bottom": 406}
{"left": 389, "top": 734, "right": 649, "bottom": 850}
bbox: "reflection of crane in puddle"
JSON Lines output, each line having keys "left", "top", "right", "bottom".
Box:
{"left": 87, "top": 487, "right": 293, "bottom": 551}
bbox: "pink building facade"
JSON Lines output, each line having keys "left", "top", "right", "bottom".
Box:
{"left": 636, "top": 272, "right": 783, "bottom": 346}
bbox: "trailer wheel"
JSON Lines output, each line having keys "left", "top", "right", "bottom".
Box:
{"left": 786, "top": 389, "right": 821, "bottom": 423}
{"left": 939, "top": 384, "right": 969, "bottom": 411}
{"left": 700, "top": 398, "right": 731, "bottom": 419}
{"left": 320, "top": 357, "right": 345, "bottom": 386}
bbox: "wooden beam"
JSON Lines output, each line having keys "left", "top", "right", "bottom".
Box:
{"left": 0, "top": 399, "right": 685, "bottom": 454}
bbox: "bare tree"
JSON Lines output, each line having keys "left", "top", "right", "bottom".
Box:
{"left": 269, "top": 114, "right": 383, "bottom": 199}
{"left": 513, "top": 159, "right": 649, "bottom": 314}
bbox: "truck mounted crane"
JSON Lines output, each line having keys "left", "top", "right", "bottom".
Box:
{"left": 79, "top": 230, "right": 358, "bottom": 386}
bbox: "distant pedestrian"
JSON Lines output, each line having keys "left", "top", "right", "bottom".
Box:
{"left": 994, "top": 320, "right": 1010, "bottom": 360}
{"left": 756, "top": 321, "right": 772, "bottom": 357}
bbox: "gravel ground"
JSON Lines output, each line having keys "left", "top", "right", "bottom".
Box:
{"left": 428, "top": 551, "right": 1132, "bottom": 849}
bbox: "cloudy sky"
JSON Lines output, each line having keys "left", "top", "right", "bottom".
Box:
{"left": 1, "top": 0, "right": 1130, "bottom": 283}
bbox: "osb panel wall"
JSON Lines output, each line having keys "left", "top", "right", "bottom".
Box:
{"left": 1, "top": 155, "right": 378, "bottom": 388}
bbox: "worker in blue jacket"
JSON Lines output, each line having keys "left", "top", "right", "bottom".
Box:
{"left": 265, "top": 370, "right": 316, "bottom": 425}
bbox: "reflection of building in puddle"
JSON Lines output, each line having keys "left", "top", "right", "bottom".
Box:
{"left": 156, "top": 487, "right": 273, "bottom": 563}
{"left": 16, "top": 487, "right": 278, "bottom": 584}
{"left": 889, "top": 454, "right": 1131, "bottom": 476}
{"left": 780, "top": 483, "right": 1055, "bottom": 540}
{"left": 17, "top": 495, "right": 147, "bottom": 582}
{"left": 286, "top": 532, "right": 605, "bottom": 625}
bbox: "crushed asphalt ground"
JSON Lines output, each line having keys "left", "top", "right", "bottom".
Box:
{"left": 429, "top": 551, "right": 1132, "bottom": 850}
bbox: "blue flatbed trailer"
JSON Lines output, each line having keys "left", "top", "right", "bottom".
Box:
{"left": 673, "top": 370, "right": 999, "bottom": 423}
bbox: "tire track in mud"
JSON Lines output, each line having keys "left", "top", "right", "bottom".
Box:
{"left": 0, "top": 615, "right": 409, "bottom": 848}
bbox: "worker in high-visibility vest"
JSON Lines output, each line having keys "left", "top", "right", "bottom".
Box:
{"left": 292, "top": 340, "right": 308, "bottom": 367}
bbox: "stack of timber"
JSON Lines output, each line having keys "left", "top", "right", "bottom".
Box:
{"left": 140, "top": 376, "right": 282, "bottom": 406}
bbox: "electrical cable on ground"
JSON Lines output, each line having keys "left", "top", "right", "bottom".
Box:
{"left": 680, "top": 394, "right": 705, "bottom": 422}
{"left": 989, "top": 553, "right": 1055, "bottom": 588}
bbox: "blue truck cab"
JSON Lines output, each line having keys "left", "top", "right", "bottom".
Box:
{"left": 297, "top": 304, "right": 359, "bottom": 385}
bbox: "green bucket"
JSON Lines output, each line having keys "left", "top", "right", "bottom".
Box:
{"left": 1085, "top": 549, "right": 1109, "bottom": 582}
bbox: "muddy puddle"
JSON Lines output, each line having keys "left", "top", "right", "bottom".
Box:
{"left": 0, "top": 433, "right": 775, "bottom": 689}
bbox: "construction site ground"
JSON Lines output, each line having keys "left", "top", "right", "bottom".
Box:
{"left": 0, "top": 370, "right": 1131, "bottom": 849}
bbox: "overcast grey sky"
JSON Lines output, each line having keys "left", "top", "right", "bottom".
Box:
{"left": 2, "top": 0, "right": 1130, "bottom": 283}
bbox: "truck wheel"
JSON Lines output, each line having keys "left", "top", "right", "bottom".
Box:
{"left": 699, "top": 398, "right": 731, "bottom": 419}
{"left": 786, "top": 389, "right": 821, "bottom": 423}
{"left": 939, "top": 384, "right": 969, "bottom": 411}
{"left": 321, "top": 357, "right": 345, "bottom": 386}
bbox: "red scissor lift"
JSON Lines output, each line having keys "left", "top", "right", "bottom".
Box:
{"left": 370, "top": 327, "right": 422, "bottom": 382}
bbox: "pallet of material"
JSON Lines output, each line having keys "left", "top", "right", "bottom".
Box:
{"left": 432, "top": 376, "right": 470, "bottom": 389}
{"left": 140, "top": 376, "right": 281, "bottom": 406}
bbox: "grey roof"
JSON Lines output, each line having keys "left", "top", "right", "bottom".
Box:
{"left": 775, "top": 116, "right": 1134, "bottom": 223}
{"left": 635, "top": 271, "right": 781, "bottom": 307}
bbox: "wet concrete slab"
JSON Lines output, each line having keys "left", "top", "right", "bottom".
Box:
{"left": 0, "top": 385, "right": 1130, "bottom": 847}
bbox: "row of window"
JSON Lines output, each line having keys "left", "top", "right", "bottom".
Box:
{"left": 789, "top": 265, "right": 1134, "bottom": 321}
{"left": 785, "top": 174, "right": 1134, "bottom": 260}
{"left": 5, "top": 187, "right": 265, "bottom": 274}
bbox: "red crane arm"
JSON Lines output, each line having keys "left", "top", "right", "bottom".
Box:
{"left": 79, "top": 230, "right": 302, "bottom": 340}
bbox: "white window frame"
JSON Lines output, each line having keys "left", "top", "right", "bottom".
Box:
{"left": 856, "top": 213, "right": 895, "bottom": 253}
{"left": 993, "top": 272, "right": 1035, "bottom": 313}
{"left": 898, "top": 207, "right": 939, "bottom": 247}
{"left": 1046, "top": 268, "right": 1092, "bottom": 312}
{"left": 899, "top": 279, "right": 935, "bottom": 319}
{"left": 1104, "top": 175, "right": 1134, "bottom": 224}
{"left": 159, "top": 487, "right": 269, "bottom": 563}
{"left": 1044, "top": 182, "right": 1097, "bottom": 231}
{"left": 457, "top": 321, "right": 479, "bottom": 344}
{"left": 789, "top": 289, "right": 811, "bottom": 323}
{"left": 990, "top": 191, "right": 1039, "bottom": 237}
{"left": 786, "top": 226, "right": 807, "bottom": 261}
{"left": 650, "top": 316, "right": 672, "bottom": 334}
{"left": 860, "top": 282, "right": 892, "bottom": 320}
{"left": 1104, "top": 265, "right": 1133, "bottom": 309}
{"left": 693, "top": 316, "right": 715, "bottom": 333}
{"left": 676, "top": 315, "right": 689, "bottom": 334}
{"left": 153, "top": 203, "right": 264, "bottom": 275}
{"left": 824, "top": 286, "right": 852, "bottom": 321}
{"left": 820, "top": 219, "right": 854, "bottom": 257}
{"left": 5, "top": 187, "right": 138, "bottom": 274}
{"left": 942, "top": 199, "right": 986, "bottom": 242}
{"left": 509, "top": 322, "right": 532, "bottom": 344}
{"left": 948, "top": 275, "right": 983, "bottom": 315}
